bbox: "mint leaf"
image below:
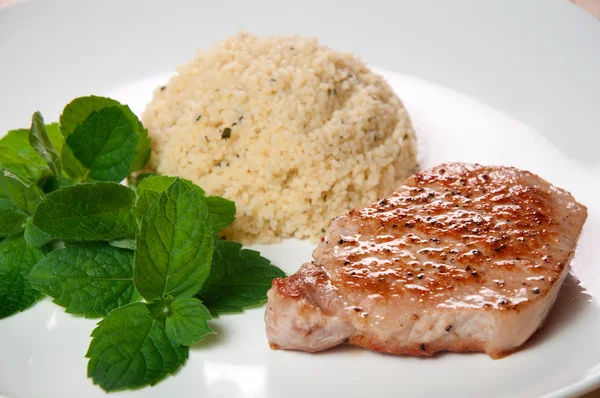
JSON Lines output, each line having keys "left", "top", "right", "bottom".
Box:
{"left": 66, "top": 106, "right": 140, "bottom": 182}
{"left": 130, "top": 125, "right": 151, "bottom": 172}
{"left": 136, "top": 175, "right": 198, "bottom": 195}
{"left": 206, "top": 196, "right": 236, "bottom": 233}
{"left": 86, "top": 302, "right": 188, "bottom": 392}
{"left": 109, "top": 238, "right": 136, "bottom": 251}
{"left": 32, "top": 182, "right": 137, "bottom": 241}
{"left": 0, "top": 199, "right": 28, "bottom": 236}
{"left": 59, "top": 95, "right": 121, "bottom": 137}
{"left": 29, "top": 112, "right": 62, "bottom": 177}
{"left": 0, "top": 234, "right": 45, "bottom": 319}
{"left": 60, "top": 96, "right": 150, "bottom": 180}
{"left": 132, "top": 176, "right": 180, "bottom": 220}
{"left": 45, "top": 123, "right": 64, "bottom": 153}
{"left": 134, "top": 179, "right": 213, "bottom": 301}
{"left": 28, "top": 246, "right": 138, "bottom": 317}
{"left": 165, "top": 297, "right": 213, "bottom": 346}
{"left": 24, "top": 217, "right": 53, "bottom": 247}
{"left": 196, "top": 240, "right": 285, "bottom": 315}
{"left": 0, "top": 168, "right": 44, "bottom": 214}
{"left": 133, "top": 176, "right": 231, "bottom": 233}
{"left": 132, "top": 190, "right": 160, "bottom": 220}
{"left": 0, "top": 146, "right": 49, "bottom": 183}
{"left": 0, "top": 124, "right": 63, "bottom": 183}
{"left": 0, "top": 123, "right": 63, "bottom": 157}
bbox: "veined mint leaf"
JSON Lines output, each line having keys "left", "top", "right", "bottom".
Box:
{"left": 0, "top": 234, "right": 45, "bottom": 319}
{"left": 29, "top": 112, "right": 62, "bottom": 177}
{"left": 32, "top": 182, "right": 137, "bottom": 241}
{"left": 24, "top": 217, "right": 53, "bottom": 247}
{"left": 133, "top": 176, "right": 231, "bottom": 233}
{"left": 86, "top": 303, "right": 188, "bottom": 392}
{"left": 196, "top": 240, "right": 285, "bottom": 315}
{"left": 59, "top": 95, "right": 121, "bottom": 137}
{"left": 0, "top": 123, "right": 63, "bottom": 157}
{"left": 165, "top": 297, "right": 214, "bottom": 346}
{"left": 0, "top": 168, "right": 44, "bottom": 214}
{"left": 132, "top": 176, "right": 184, "bottom": 220}
{"left": 0, "top": 124, "right": 63, "bottom": 183}
{"left": 28, "top": 246, "right": 138, "bottom": 318}
{"left": 206, "top": 196, "right": 236, "bottom": 233}
{"left": 132, "top": 190, "right": 160, "bottom": 220}
{"left": 60, "top": 96, "right": 150, "bottom": 179}
{"left": 136, "top": 175, "right": 201, "bottom": 195}
{"left": 0, "top": 199, "right": 28, "bottom": 236}
{"left": 66, "top": 106, "right": 139, "bottom": 182}
{"left": 0, "top": 146, "right": 49, "bottom": 183}
{"left": 134, "top": 179, "right": 213, "bottom": 301}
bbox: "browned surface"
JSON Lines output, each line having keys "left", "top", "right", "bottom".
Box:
{"left": 266, "top": 163, "right": 588, "bottom": 359}
{"left": 316, "top": 163, "right": 585, "bottom": 312}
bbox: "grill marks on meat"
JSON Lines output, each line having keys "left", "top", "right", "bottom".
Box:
{"left": 265, "top": 163, "right": 588, "bottom": 358}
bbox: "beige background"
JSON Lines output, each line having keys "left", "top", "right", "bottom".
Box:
{"left": 0, "top": 0, "right": 599, "bottom": 397}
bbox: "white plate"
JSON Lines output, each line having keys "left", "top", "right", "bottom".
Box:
{"left": 1, "top": 1, "right": 600, "bottom": 397}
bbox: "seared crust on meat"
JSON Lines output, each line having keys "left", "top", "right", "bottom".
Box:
{"left": 265, "top": 163, "right": 588, "bottom": 358}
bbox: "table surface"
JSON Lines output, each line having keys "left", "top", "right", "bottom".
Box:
{"left": 0, "top": 0, "right": 599, "bottom": 397}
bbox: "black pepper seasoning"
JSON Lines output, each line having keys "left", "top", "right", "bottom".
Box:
{"left": 420, "top": 344, "right": 426, "bottom": 351}
{"left": 445, "top": 325, "right": 452, "bottom": 332}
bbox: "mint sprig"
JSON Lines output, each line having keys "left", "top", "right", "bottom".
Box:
{"left": 0, "top": 96, "right": 285, "bottom": 393}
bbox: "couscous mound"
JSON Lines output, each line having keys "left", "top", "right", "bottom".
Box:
{"left": 143, "top": 33, "right": 418, "bottom": 243}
